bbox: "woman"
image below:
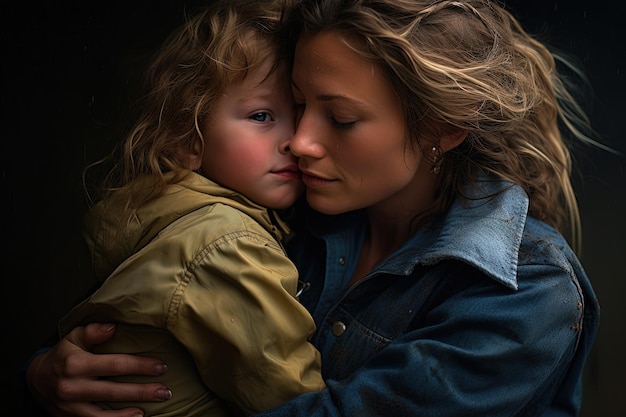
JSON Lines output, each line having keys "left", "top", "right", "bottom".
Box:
{"left": 26, "top": 1, "right": 600, "bottom": 416}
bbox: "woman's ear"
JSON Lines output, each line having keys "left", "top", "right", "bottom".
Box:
{"left": 441, "top": 129, "right": 467, "bottom": 153}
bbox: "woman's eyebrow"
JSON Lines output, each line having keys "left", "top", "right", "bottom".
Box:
{"left": 292, "top": 80, "right": 369, "bottom": 107}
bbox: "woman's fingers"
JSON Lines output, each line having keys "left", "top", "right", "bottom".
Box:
{"left": 26, "top": 323, "right": 171, "bottom": 416}
{"left": 61, "top": 323, "right": 168, "bottom": 379}
{"left": 56, "top": 379, "right": 171, "bottom": 403}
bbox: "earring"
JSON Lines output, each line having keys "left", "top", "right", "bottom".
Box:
{"left": 430, "top": 145, "right": 443, "bottom": 175}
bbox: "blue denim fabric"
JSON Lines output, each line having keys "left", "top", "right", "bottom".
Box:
{"left": 256, "top": 180, "right": 599, "bottom": 417}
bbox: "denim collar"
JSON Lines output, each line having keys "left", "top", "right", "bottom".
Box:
{"left": 416, "top": 180, "right": 528, "bottom": 290}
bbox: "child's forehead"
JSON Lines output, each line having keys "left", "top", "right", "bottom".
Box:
{"left": 238, "top": 55, "right": 289, "bottom": 92}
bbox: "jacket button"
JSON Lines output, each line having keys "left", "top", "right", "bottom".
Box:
{"left": 332, "top": 321, "right": 346, "bottom": 337}
{"left": 338, "top": 257, "right": 345, "bottom": 265}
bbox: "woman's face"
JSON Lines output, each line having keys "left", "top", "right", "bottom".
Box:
{"left": 291, "top": 31, "right": 435, "bottom": 216}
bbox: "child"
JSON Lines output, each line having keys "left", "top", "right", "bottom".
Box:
{"left": 56, "top": 0, "right": 324, "bottom": 416}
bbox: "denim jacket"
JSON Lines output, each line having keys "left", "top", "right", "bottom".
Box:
{"left": 256, "top": 179, "right": 600, "bottom": 417}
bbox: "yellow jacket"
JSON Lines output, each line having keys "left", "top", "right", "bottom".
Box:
{"left": 59, "top": 172, "right": 324, "bottom": 416}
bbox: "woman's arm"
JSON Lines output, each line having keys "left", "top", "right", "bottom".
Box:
{"left": 26, "top": 323, "right": 171, "bottom": 417}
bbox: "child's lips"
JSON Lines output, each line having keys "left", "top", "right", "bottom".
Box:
{"left": 272, "top": 164, "right": 301, "bottom": 179}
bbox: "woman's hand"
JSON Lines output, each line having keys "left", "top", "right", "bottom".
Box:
{"left": 26, "top": 323, "right": 172, "bottom": 417}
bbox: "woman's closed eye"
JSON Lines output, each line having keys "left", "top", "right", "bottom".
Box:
{"left": 331, "top": 116, "right": 356, "bottom": 129}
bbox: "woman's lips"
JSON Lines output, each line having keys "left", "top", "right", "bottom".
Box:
{"left": 301, "top": 172, "right": 335, "bottom": 187}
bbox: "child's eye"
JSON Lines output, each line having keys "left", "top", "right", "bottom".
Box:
{"left": 250, "top": 112, "right": 272, "bottom": 122}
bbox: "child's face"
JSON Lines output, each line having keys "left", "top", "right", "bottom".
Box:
{"left": 200, "top": 59, "right": 302, "bottom": 209}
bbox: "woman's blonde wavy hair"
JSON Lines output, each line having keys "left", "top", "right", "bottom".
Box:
{"left": 282, "top": 0, "right": 610, "bottom": 252}
{"left": 87, "top": 0, "right": 288, "bottom": 209}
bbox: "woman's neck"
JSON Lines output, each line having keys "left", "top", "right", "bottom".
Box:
{"left": 348, "top": 207, "right": 416, "bottom": 286}
{"left": 349, "top": 166, "right": 437, "bottom": 285}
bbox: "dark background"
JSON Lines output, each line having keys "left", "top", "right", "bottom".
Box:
{"left": 2, "top": 1, "right": 624, "bottom": 416}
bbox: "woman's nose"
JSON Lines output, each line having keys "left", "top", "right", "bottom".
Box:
{"left": 290, "top": 113, "right": 324, "bottom": 159}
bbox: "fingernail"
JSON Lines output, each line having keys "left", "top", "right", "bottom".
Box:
{"left": 100, "top": 323, "right": 116, "bottom": 332}
{"left": 130, "top": 413, "right": 144, "bottom": 417}
{"left": 156, "top": 388, "right": 172, "bottom": 400}
{"left": 153, "top": 363, "right": 168, "bottom": 375}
